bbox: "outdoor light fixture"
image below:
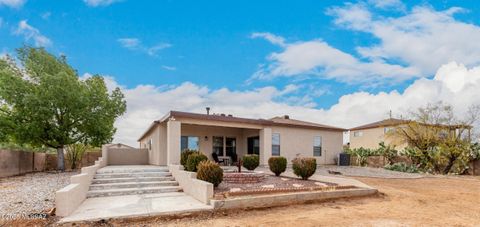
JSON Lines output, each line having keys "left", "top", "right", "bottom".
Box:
{"left": 204, "top": 136, "right": 208, "bottom": 141}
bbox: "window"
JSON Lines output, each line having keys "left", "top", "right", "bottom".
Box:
{"left": 225, "top": 137, "right": 236, "bottom": 157}
{"left": 353, "top": 131, "right": 363, "bottom": 137}
{"left": 384, "top": 127, "right": 395, "bottom": 134}
{"left": 247, "top": 136, "right": 260, "bottom": 155}
{"left": 313, "top": 136, "right": 322, "bottom": 156}
{"left": 272, "top": 133, "right": 280, "bottom": 156}
{"left": 181, "top": 136, "right": 199, "bottom": 152}
{"left": 148, "top": 139, "right": 152, "bottom": 150}
{"left": 212, "top": 136, "right": 224, "bottom": 156}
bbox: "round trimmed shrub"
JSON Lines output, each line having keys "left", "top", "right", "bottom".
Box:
{"left": 181, "top": 149, "right": 196, "bottom": 168}
{"left": 268, "top": 156, "right": 287, "bottom": 176}
{"left": 186, "top": 152, "right": 208, "bottom": 172}
{"left": 197, "top": 160, "right": 223, "bottom": 187}
{"left": 242, "top": 154, "right": 259, "bottom": 170}
{"left": 292, "top": 157, "right": 317, "bottom": 180}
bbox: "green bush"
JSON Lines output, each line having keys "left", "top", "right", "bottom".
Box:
{"left": 196, "top": 160, "right": 223, "bottom": 187}
{"left": 345, "top": 147, "right": 377, "bottom": 166}
{"left": 186, "top": 152, "right": 208, "bottom": 172}
{"left": 268, "top": 156, "right": 287, "bottom": 176}
{"left": 242, "top": 154, "right": 259, "bottom": 170}
{"left": 384, "top": 162, "right": 419, "bottom": 173}
{"left": 180, "top": 149, "right": 196, "bottom": 169}
{"left": 292, "top": 157, "right": 316, "bottom": 180}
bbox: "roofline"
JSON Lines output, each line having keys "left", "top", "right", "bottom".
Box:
{"left": 138, "top": 110, "right": 346, "bottom": 141}
{"left": 349, "top": 119, "right": 472, "bottom": 131}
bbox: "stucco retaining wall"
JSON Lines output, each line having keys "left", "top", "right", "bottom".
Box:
{"left": 55, "top": 145, "right": 109, "bottom": 217}
{"left": 169, "top": 165, "right": 213, "bottom": 204}
{"left": 107, "top": 148, "right": 149, "bottom": 165}
{"left": 211, "top": 187, "right": 377, "bottom": 210}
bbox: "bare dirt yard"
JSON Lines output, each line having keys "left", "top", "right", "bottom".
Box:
{"left": 6, "top": 175, "right": 480, "bottom": 227}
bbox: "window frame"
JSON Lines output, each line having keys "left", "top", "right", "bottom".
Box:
{"left": 313, "top": 136, "right": 322, "bottom": 156}
{"left": 272, "top": 133, "right": 280, "bottom": 156}
{"left": 212, "top": 136, "right": 224, "bottom": 156}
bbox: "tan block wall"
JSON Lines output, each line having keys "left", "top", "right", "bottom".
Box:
{"left": 270, "top": 126, "right": 343, "bottom": 165}
{"left": 107, "top": 148, "right": 149, "bottom": 165}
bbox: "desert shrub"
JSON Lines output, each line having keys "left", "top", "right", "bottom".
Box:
{"left": 346, "top": 147, "right": 376, "bottom": 166}
{"left": 186, "top": 152, "right": 208, "bottom": 172}
{"left": 376, "top": 142, "right": 398, "bottom": 165}
{"left": 384, "top": 162, "right": 419, "bottom": 173}
{"left": 181, "top": 149, "right": 196, "bottom": 169}
{"left": 197, "top": 160, "right": 223, "bottom": 187}
{"left": 292, "top": 157, "right": 317, "bottom": 180}
{"left": 268, "top": 156, "right": 287, "bottom": 176}
{"left": 242, "top": 154, "right": 259, "bottom": 170}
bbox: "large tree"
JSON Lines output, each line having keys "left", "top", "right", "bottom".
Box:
{"left": 0, "top": 47, "right": 126, "bottom": 171}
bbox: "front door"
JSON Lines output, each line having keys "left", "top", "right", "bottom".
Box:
{"left": 247, "top": 136, "right": 259, "bottom": 155}
{"left": 225, "top": 137, "right": 236, "bottom": 157}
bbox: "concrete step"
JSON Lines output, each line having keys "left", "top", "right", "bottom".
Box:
{"left": 92, "top": 176, "right": 175, "bottom": 184}
{"left": 86, "top": 186, "right": 183, "bottom": 198}
{"left": 89, "top": 181, "right": 179, "bottom": 190}
{"left": 94, "top": 172, "right": 172, "bottom": 179}
{"left": 96, "top": 167, "right": 169, "bottom": 174}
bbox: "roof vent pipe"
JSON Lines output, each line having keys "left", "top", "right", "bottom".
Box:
{"left": 284, "top": 115, "right": 290, "bottom": 119}
{"left": 206, "top": 107, "right": 210, "bottom": 115}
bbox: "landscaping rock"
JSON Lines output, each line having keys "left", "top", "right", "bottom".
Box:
{"left": 261, "top": 184, "right": 275, "bottom": 188}
{"left": 292, "top": 184, "right": 303, "bottom": 188}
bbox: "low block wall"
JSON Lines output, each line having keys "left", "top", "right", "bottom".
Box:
{"left": 107, "top": 148, "right": 149, "bottom": 165}
{"left": 169, "top": 165, "right": 213, "bottom": 204}
{"left": 0, "top": 150, "right": 47, "bottom": 178}
{"left": 55, "top": 145, "right": 109, "bottom": 217}
{"left": 350, "top": 155, "right": 412, "bottom": 167}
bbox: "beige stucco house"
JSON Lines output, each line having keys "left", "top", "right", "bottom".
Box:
{"left": 138, "top": 111, "right": 345, "bottom": 166}
{"left": 349, "top": 118, "right": 472, "bottom": 150}
{"left": 349, "top": 118, "right": 407, "bottom": 150}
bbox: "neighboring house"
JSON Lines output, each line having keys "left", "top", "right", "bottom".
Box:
{"left": 349, "top": 118, "right": 472, "bottom": 150}
{"left": 138, "top": 110, "right": 345, "bottom": 166}
{"left": 106, "top": 143, "right": 135, "bottom": 149}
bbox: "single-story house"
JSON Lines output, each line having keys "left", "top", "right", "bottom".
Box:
{"left": 349, "top": 118, "right": 472, "bottom": 150}
{"left": 138, "top": 110, "right": 346, "bottom": 166}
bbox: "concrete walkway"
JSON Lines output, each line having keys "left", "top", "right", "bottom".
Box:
{"left": 60, "top": 192, "right": 213, "bottom": 223}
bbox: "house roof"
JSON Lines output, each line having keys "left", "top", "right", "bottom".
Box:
{"left": 138, "top": 111, "right": 346, "bottom": 141}
{"left": 349, "top": 118, "right": 408, "bottom": 131}
{"left": 269, "top": 116, "right": 346, "bottom": 131}
{"left": 349, "top": 118, "right": 472, "bottom": 131}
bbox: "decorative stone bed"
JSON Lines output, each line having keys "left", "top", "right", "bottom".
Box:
{"left": 215, "top": 175, "right": 349, "bottom": 198}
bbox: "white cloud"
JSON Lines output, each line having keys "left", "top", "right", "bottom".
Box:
{"left": 329, "top": 4, "right": 480, "bottom": 76}
{"left": 83, "top": 0, "right": 121, "bottom": 7}
{"left": 117, "top": 38, "right": 171, "bottom": 56}
{"left": 41, "top": 12, "right": 51, "bottom": 20}
{"left": 252, "top": 38, "right": 420, "bottom": 83}
{"left": 161, "top": 65, "right": 176, "bottom": 71}
{"left": 101, "top": 62, "right": 480, "bottom": 146}
{"left": 368, "top": 0, "right": 405, "bottom": 11}
{"left": 14, "top": 20, "right": 52, "bottom": 47}
{"left": 251, "top": 32, "right": 286, "bottom": 47}
{"left": 0, "top": 0, "right": 26, "bottom": 8}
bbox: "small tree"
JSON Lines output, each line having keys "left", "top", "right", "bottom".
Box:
{"left": 390, "top": 102, "right": 479, "bottom": 174}
{"left": 66, "top": 143, "right": 89, "bottom": 170}
{"left": 0, "top": 47, "right": 126, "bottom": 171}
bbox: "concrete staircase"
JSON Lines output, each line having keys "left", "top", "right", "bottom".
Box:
{"left": 87, "top": 166, "right": 182, "bottom": 198}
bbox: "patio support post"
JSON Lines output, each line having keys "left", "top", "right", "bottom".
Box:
{"left": 167, "top": 119, "right": 181, "bottom": 165}
{"left": 259, "top": 127, "right": 272, "bottom": 166}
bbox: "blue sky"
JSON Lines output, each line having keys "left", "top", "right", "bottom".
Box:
{"left": 2, "top": 0, "right": 480, "bottom": 145}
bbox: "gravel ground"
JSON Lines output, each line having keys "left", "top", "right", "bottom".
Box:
{"left": 259, "top": 165, "right": 423, "bottom": 179}
{"left": 0, "top": 171, "right": 76, "bottom": 219}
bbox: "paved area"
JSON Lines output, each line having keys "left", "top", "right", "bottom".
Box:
{"left": 259, "top": 165, "right": 423, "bottom": 179}
{"left": 60, "top": 192, "right": 213, "bottom": 223}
